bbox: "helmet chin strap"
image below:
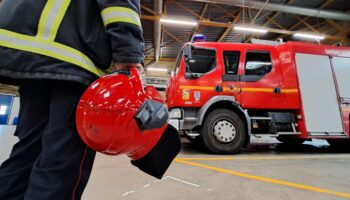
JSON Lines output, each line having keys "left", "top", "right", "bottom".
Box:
{"left": 131, "top": 124, "right": 181, "bottom": 179}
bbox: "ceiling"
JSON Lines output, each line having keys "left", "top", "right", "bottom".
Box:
{"left": 141, "top": 0, "right": 350, "bottom": 61}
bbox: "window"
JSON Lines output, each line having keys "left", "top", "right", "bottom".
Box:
{"left": 245, "top": 52, "right": 272, "bottom": 76}
{"left": 224, "top": 51, "right": 240, "bottom": 74}
{"left": 185, "top": 48, "right": 216, "bottom": 78}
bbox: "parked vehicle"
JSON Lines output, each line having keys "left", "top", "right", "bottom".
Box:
{"left": 166, "top": 37, "right": 350, "bottom": 153}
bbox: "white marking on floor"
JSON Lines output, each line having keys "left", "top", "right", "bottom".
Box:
{"left": 121, "top": 176, "right": 201, "bottom": 198}
{"left": 165, "top": 176, "right": 200, "bottom": 188}
{"left": 122, "top": 190, "right": 135, "bottom": 197}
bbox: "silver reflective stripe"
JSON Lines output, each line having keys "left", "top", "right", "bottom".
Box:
{"left": 0, "top": 29, "right": 104, "bottom": 77}
{"left": 101, "top": 7, "right": 141, "bottom": 27}
{"left": 37, "top": 0, "right": 71, "bottom": 41}
{"left": 42, "top": 0, "right": 64, "bottom": 39}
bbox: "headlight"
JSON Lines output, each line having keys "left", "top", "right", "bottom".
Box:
{"left": 169, "top": 108, "right": 182, "bottom": 119}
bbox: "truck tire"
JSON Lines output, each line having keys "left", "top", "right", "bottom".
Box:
{"left": 276, "top": 136, "right": 305, "bottom": 145}
{"left": 200, "top": 109, "right": 246, "bottom": 154}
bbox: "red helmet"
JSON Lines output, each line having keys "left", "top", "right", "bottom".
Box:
{"left": 76, "top": 68, "right": 181, "bottom": 178}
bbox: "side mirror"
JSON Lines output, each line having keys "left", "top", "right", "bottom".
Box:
{"left": 183, "top": 44, "right": 192, "bottom": 61}
{"left": 183, "top": 44, "right": 194, "bottom": 79}
{"left": 185, "top": 72, "right": 192, "bottom": 79}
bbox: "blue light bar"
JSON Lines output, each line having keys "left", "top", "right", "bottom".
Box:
{"left": 192, "top": 34, "right": 206, "bottom": 42}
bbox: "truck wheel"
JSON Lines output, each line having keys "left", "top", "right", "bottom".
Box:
{"left": 277, "top": 136, "right": 305, "bottom": 145}
{"left": 200, "top": 109, "right": 246, "bottom": 154}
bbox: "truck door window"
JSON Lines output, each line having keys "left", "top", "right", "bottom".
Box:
{"left": 222, "top": 51, "right": 240, "bottom": 81}
{"left": 224, "top": 51, "right": 240, "bottom": 74}
{"left": 243, "top": 52, "right": 272, "bottom": 81}
{"left": 185, "top": 48, "right": 216, "bottom": 79}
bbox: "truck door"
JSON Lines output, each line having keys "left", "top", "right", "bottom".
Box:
{"left": 180, "top": 47, "right": 220, "bottom": 107}
{"left": 240, "top": 50, "right": 286, "bottom": 109}
{"left": 331, "top": 57, "right": 350, "bottom": 136}
{"left": 221, "top": 50, "right": 242, "bottom": 102}
{"left": 295, "top": 53, "right": 344, "bottom": 136}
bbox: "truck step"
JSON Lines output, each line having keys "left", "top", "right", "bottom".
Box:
{"left": 185, "top": 131, "right": 200, "bottom": 137}
{"left": 252, "top": 132, "right": 301, "bottom": 137}
{"left": 250, "top": 117, "right": 272, "bottom": 120}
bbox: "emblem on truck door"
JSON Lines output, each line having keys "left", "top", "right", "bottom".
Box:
{"left": 182, "top": 89, "right": 190, "bottom": 100}
{"left": 194, "top": 91, "right": 201, "bottom": 102}
{"left": 280, "top": 52, "right": 291, "bottom": 64}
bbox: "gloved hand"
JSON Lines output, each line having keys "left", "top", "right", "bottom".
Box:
{"left": 114, "top": 63, "right": 146, "bottom": 87}
{"left": 114, "top": 63, "right": 144, "bottom": 74}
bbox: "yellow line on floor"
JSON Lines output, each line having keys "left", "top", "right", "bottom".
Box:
{"left": 175, "top": 159, "right": 350, "bottom": 199}
{"left": 178, "top": 157, "right": 236, "bottom": 161}
{"left": 177, "top": 155, "right": 350, "bottom": 161}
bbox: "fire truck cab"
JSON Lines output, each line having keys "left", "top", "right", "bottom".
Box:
{"left": 166, "top": 39, "right": 350, "bottom": 154}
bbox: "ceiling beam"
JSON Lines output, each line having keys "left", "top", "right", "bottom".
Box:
{"left": 217, "top": 8, "right": 243, "bottom": 42}
{"left": 325, "top": 19, "right": 348, "bottom": 34}
{"left": 212, "top": 3, "right": 238, "bottom": 20}
{"left": 0, "top": 84, "right": 18, "bottom": 95}
{"left": 141, "top": 5, "right": 157, "bottom": 15}
{"left": 265, "top": 16, "right": 286, "bottom": 30}
{"left": 170, "top": 0, "right": 204, "bottom": 20}
{"left": 244, "top": 0, "right": 294, "bottom": 43}
{"left": 141, "top": 15, "right": 350, "bottom": 42}
{"left": 191, "top": 3, "right": 209, "bottom": 40}
{"left": 272, "top": 0, "right": 335, "bottom": 40}
{"left": 153, "top": 0, "right": 162, "bottom": 63}
{"left": 293, "top": 15, "right": 320, "bottom": 33}
{"left": 162, "top": 28, "right": 186, "bottom": 44}
{"left": 186, "top": 0, "right": 350, "bottom": 21}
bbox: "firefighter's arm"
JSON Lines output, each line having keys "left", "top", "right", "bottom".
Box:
{"left": 97, "top": 0, "right": 144, "bottom": 67}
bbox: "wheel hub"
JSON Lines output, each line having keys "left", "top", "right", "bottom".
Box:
{"left": 213, "top": 120, "right": 236, "bottom": 143}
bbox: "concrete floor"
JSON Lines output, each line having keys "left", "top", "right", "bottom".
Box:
{"left": 1, "top": 125, "right": 350, "bottom": 200}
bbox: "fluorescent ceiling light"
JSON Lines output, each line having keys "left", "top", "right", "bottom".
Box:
{"left": 147, "top": 67, "right": 168, "bottom": 72}
{"left": 160, "top": 18, "right": 197, "bottom": 26}
{"left": 294, "top": 33, "right": 325, "bottom": 40}
{"left": 234, "top": 26, "right": 268, "bottom": 34}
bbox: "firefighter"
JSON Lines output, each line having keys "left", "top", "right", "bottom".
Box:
{"left": 0, "top": 0, "right": 144, "bottom": 199}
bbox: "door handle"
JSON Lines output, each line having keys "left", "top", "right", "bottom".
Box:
{"left": 273, "top": 87, "right": 281, "bottom": 94}
{"left": 229, "top": 85, "right": 234, "bottom": 91}
{"left": 215, "top": 85, "right": 223, "bottom": 92}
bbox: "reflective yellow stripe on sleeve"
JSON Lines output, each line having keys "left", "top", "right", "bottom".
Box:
{"left": 0, "top": 29, "right": 105, "bottom": 77}
{"left": 37, "top": 0, "right": 71, "bottom": 41}
{"left": 101, "top": 6, "right": 141, "bottom": 27}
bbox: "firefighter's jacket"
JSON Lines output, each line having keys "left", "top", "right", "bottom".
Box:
{"left": 0, "top": 0, "right": 144, "bottom": 85}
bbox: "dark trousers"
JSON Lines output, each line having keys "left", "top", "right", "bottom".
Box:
{"left": 0, "top": 80, "right": 96, "bottom": 200}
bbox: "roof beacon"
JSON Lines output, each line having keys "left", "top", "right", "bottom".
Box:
{"left": 192, "top": 34, "right": 206, "bottom": 43}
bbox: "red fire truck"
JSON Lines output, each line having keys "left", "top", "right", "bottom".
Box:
{"left": 166, "top": 38, "right": 350, "bottom": 154}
